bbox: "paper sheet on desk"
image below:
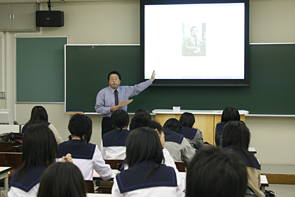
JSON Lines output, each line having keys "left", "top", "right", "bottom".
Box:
{"left": 93, "top": 169, "right": 120, "bottom": 178}
{"left": 118, "top": 99, "right": 133, "bottom": 107}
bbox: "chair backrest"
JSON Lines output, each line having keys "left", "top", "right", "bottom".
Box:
{"left": 0, "top": 142, "right": 14, "bottom": 152}
{"left": 17, "top": 145, "right": 23, "bottom": 152}
{"left": 98, "top": 181, "right": 113, "bottom": 193}
{"left": 0, "top": 152, "right": 23, "bottom": 179}
{"left": 0, "top": 152, "right": 22, "bottom": 168}
{"left": 175, "top": 161, "right": 186, "bottom": 172}
{"left": 85, "top": 180, "right": 94, "bottom": 193}
{"left": 104, "top": 159, "right": 123, "bottom": 169}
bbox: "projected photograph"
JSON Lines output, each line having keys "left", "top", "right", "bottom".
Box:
{"left": 182, "top": 23, "right": 206, "bottom": 56}
{"left": 141, "top": 1, "right": 249, "bottom": 86}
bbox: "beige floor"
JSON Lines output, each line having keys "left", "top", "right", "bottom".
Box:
{"left": 267, "top": 184, "right": 295, "bottom": 197}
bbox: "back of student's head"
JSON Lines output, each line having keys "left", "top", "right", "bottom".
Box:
{"left": 134, "top": 109, "right": 151, "bottom": 119}
{"left": 222, "top": 121, "right": 250, "bottom": 150}
{"left": 29, "top": 106, "right": 48, "bottom": 123}
{"left": 37, "top": 162, "right": 86, "bottom": 197}
{"left": 186, "top": 146, "right": 247, "bottom": 197}
{"left": 111, "top": 109, "right": 129, "bottom": 130}
{"left": 126, "top": 127, "right": 164, "bottom": 168}
{"left": 149, "top": 119, "right": 163, "bottom": 134}
{"left": 68, "top": 114, "right": 92, "bottom": 143}
{"left": 129, "top": 115, "right": 151, "bottom": 131}
{"left": 179, "top": 112, "right": 195, "bottom": 128}
{"left": 221, "top": 107, "right": 240, "bottom": 122}
{"left": 163, "top": 118, "right": 182, "bottom": 134}
{"left": 17, "top": 124, "right": 57, "bottom": 180}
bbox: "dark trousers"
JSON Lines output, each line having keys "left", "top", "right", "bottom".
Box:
{"left": 102, "top": 117, "right": 113, "bottom": 137}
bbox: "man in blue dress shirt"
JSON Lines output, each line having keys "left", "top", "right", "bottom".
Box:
{"left": 95, "top": 70, "right": 155, "bottom": 137}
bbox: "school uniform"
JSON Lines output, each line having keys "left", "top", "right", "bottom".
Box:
{"left": 22, "top": 121, "right": 63, "bottom": 144}
{"left": 181, "top": 126, "right": 204, "bottom": 149}
{"left": 112, "top": 161, "right": 185, "bottom": 197}
{"left": 162, "top": 148, "right": 178, "bottom": 172}
{"left": 224, "top": 147, "right": 265, "bottom": 197}
{"left": 57, "top": 140, "right": 112, "bottom": 181}
{"left": 101, "top": 128, "right": 130, "bottom": 159}
{"left": 8, "top": 165, "right": 46, "bottom": 197}
{"left": 123, "top": 148, "right": 178, "bottom": 173}
{"left": 215, "top": 121, "right": 227, "bottom": 146}
{"left": 163, "top": 128, "right": 195, "bottom": 165}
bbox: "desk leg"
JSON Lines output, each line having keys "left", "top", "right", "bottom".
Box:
{"left": 5, "top": 175, "right": 8, "bottom": 194}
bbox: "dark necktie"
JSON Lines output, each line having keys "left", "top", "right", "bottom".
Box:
{"left": 114, "top": 90, "right": 118, "bottom": 105}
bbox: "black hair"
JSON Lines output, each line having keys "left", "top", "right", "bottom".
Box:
{"left": 108, "top": 71, "right": 121, "bottom": 81}
{"left": 126, "top": 127, "right": 164, "bottom": 171}
{"left": 130, "top": 115, "right": 163, "bottom": 135}
{"left": 111, "top": 109, "right": 129, "bottom": 130}
{"left": 222, "top": 121, "right": 255, "bottom": 166}
{"left": 16, "top": 124, "right": 58, "bottom": 180}
{"left": 163, "top": 118, "right": 182, "bottom": 134}
{"left": 134, "top": 109, "right": 151, "bottom": 120}
{"left": 186, "top": 146, "right": 247, "bottom": 197}
{"left": 129, "top": 115, "right": 151, "bottom": 131}
{"left": 149, "top": 119, "right": 163, "bottom": 134}
{"left": 23, "top": 106, "right": 49, "bottom": 131}
{"left": 68, "top": 114, "right": 92, "bottom": 143}
{"left": 179, "top": 112, "right": 195, "bottom": 128}
{"left": 221, "top": 107, "right": 240, "bottom": 122}
{"left": 37, "top": 162, "right": 86, "bottom": 197}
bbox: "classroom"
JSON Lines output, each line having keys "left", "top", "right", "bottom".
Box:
{"left": 0, "top": 0, "right": 295, "bottom": 195}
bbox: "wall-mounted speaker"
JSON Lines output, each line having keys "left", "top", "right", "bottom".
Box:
{"left": 36, "top": 11, "right": 64, "bottom": 27}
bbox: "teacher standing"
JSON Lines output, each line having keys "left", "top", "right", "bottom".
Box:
{"left": 95, "top": 70, "right": 156, "bottom": 137}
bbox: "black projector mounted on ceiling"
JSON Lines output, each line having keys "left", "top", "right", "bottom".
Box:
{"left": 36, "top": 0, "right": 64, "bottom": 27}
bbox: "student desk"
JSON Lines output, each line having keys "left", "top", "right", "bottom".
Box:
{"left": 260, "top": 175, "right": 269, "bottom": 192}
{"left": 93, "top": 169, "right": 119, "bottom": 180}
{"left": 0, "top": 166, "right": 12, "bottom": 194}
{"left": 248, "top": 146, "right": 257, "bottom": 154}
{"left": 0, "top": 125, "right": 21, "bottom": 134}
{"left": 152, "top": 109, "right": 249, "bottom": 145}
{"left": 179, "top": 172, "right": 268, "bottom": 192}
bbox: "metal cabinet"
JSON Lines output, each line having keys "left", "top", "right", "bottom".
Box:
{"left": 0, "top": 3, "right": 39, "bottom": 31}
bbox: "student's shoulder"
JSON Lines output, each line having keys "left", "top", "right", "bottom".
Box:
{"left": 103, "top": 129, "right": 118, "bottom": 137}
{"left": 58, "top": 140, "right": 70, "bottom": 147}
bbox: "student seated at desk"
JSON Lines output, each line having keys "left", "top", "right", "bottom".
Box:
{"left": 215, "top": 106, "right": 240, "bottom": 146}
{"left": 163, "top": 118, "right": 195, "bottom": 165}
{"left": 222, "top": 121, "right": 264, "bottom": 197}
{"left": 57, "top": 114, "right": 112, "bottom": 181}
{"left": 129, "top": 116, "right": 177, "bottom": 171}
{"left": 101, "top": 109, "right": 130, "bottom": 159}
{"left": 22, "top": 106, "right": 63, "bottom": 144}
{"left": 8, "top": 124, "right": 72, "bottom": 197}
{"left": 186, "top": 146, "right": 248, "bottom": 197}
{"left": 179, "top": 112, "right": 203, "bottom": 149}
{"left": 37, "top": 162, "right": 86, "bottom": 197}
{"left": 112, "top": 127, "right": 185, "bottom": 197}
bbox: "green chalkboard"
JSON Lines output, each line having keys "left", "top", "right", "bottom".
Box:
{"left": 16, "top": 37, "right": 67, "bottom": 102}
{"left": 65, "top": 44, "right": 295, "bottom": 114}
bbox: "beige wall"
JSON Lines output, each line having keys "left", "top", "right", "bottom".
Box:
{"left": 0, "top": 0, "right": 295, "bottom": 165}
